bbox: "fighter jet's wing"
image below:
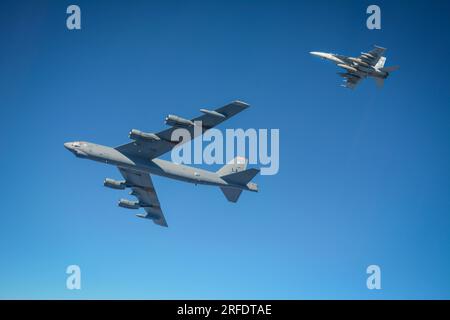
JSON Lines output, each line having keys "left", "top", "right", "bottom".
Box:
{"left": 340, "top": 73, "right": 362, "bottom": 89}
{"left": 115, "top": 100, "right": 249, "bottom": 159}
{"left": 118, "top": 167, "right": 168, "bottom": 227}
{"left": 358, "top": 46, "right": 386, "bottom": 66}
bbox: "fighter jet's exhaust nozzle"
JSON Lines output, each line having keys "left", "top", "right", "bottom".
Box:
{"left": 375, "top": 65, "right": 400, "bottom": 88}
{"left": 379, "top": 65, "right": 400, "bottom": 75}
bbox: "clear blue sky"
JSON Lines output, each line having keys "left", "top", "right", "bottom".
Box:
{"left": 0, "top": 0, "right": 449, "bottom": 299}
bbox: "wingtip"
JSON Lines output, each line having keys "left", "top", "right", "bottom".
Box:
{"left": 155, "top": 219, "right": 169, "bottom": 227}
{"left": 136, "top": 214, "right": 169, "bottom": 227}
{"left": 233, "top": 100, "right": 250, "bottom": 108}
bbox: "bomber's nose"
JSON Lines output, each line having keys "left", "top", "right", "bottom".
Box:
{"left": 64, "top": 142, "right": 72, "bottom": 150}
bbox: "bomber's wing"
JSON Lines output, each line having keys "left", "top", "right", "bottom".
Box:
{"left": 115, "top": 100, "right": 249, "bottom": 159}
{"left": 358, "top": 45, "right": 386, "bottom": 67}
{"left": 118, "top": 167, "right": 168, "bottom": 227}
{"left": 340, "top": 73, "right": 362, "bottom": 89}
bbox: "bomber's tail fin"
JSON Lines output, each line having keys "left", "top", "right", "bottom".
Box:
{"left": 218, "top": 158, "right": 259, "bottom": 203}
{"left": 220, "top": 168, "right": 260, "bottom": 186}
{"left": 216, "top": 156, "right": 247, "bottom": 176}
{"left": 219, "top": 187, "right": 243, "bottom": 203}
{"left": 219, "top": 168, "right": 259, "bottom": 202}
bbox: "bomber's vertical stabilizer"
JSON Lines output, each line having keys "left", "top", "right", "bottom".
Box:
{"left": 217, "top": 157, "right": 259, "bottom": 202}
{"left": 216, "top": 156, "right": 248, "bottom": 176}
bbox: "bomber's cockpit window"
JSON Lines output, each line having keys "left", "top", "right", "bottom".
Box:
{"left": 73, "top": 142, "right": 87, "bottom": 148}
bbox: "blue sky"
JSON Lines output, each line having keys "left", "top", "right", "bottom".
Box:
{"left": 0, "top": 0, "right": 449, "bottom": 299}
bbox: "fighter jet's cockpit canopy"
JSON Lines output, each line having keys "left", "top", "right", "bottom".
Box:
{"left": 65, "top": 141, "right": 87, "bottom": 148}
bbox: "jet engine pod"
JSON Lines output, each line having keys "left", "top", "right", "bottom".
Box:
{"left": 199, "top": 108, "right": 226, "bottom": 118}
{"left": 337, "top": 64, "right": 358, "bottom": 73}
{"left": 129, "top": 129, "right": 161, "bottom": 142}
{"left": 104, "top": 178, "right": 126, "bottom": 190}
{"left": 118, "top": 199, "right": 139, "bottom": 209}
{"left": 165, "top": 115, "right": 194, "bottom": 127}
{"left": 348, "top": 57, "right": 369, "bottom": 68}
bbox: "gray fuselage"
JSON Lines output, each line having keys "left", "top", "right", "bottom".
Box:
{"left": 64, "top": 141, "right": 243, "bottom": 189}
{"left": 309, "top": 52, "right": 388, "bottom": 79}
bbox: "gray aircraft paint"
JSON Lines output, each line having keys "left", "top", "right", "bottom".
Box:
{"left": 64, "top": 142, "right": 255, "bottom": 190}
{"left": 64, "top": 101, "right": 259, "bottom": 227}
{"left": 310, "top": 45, "right": 399, "bottom": 89}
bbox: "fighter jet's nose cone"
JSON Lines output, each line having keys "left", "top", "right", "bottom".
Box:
{"left": 310, "top": 51, "right": 324, "bottom": 57}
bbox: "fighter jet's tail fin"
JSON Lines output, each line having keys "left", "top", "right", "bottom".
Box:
{"left": 374, "top": 65, "right": 399, "bottom": 88}
{"left": 216, "top": 156, "right": 248, "bottom": 176}
{"left": 375, "top": 56, "right": 386, "bottom": 69}
{"left": 374, "top": 78, "right": 385, "bottom": 88}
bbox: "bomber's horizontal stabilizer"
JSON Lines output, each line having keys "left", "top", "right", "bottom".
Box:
{"left": 220, "top": 168, "right": 260, "bottom": 186}
{"left": 220, "top": 187, "right": 243, "bottom": 203}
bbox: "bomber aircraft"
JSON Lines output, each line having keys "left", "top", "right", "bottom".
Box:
{"left": 64, "top": 101, "right": 259, "bottom": 227}
{"left": 310, "top": 45, "right": 399, "bottom": 89}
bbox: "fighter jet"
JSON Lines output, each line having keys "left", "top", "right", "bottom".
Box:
{"left": 64, "top": 101, "right": 259, "bottom": 227}
{"left": 310, "top": 45, "right": 399, "bottom": 89}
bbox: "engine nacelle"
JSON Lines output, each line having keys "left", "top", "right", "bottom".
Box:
{"left": 118, "top": 199, "right": 139, "bottom": 209}
{"left": 129, "top": 129, "right": 161, "bottom": 142}
{"left": 199, "top": 108, "right": 225, "bottom": 118}
{"left": 337, "top": 63, "right": 358, "bottom": 73}
{"left": 104, "top": 178, "right": 126, "bottom": 190}
{"left": 348, "top": 57, "right": 369, "bottom": 68}
{"left": 165, "top": 114, "right": 194, "bottom": 127}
